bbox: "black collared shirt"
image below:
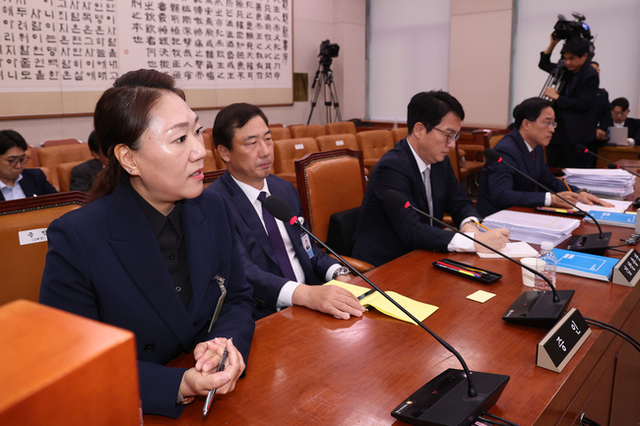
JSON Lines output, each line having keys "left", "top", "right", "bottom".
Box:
{"left": 132, "top": 188, "right": 193, "bottom": 307}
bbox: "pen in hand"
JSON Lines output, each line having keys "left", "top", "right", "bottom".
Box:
{"left": 357, "top": 288, "right": 376, "bottom": 300}
{"left": 202, "top": 346, "right": 229, "bottom": 420}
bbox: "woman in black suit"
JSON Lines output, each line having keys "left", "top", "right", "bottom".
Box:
{"left": 40, "top": 69, "right": 256, "bottom": 418}
{"left": 0, "top": 130, "right": 57, "bottom": 201}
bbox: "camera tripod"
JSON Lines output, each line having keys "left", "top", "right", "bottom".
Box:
{"left": 306, "top": 60, "right": 342, "bottom": 125}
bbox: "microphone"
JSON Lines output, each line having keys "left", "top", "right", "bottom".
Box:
{"left": 263, "top": 195, "right": 510, "bottom": 426}
{"left": 484, "top": 148, "right": 611, "bottom": 255}
{"left": 577, "top": 144, "right": 640, "bottom": 179}
{"left": 383, "top": 189, "right": 574, "bottom": 329}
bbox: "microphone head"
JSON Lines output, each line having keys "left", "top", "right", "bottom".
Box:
{"left": 576, "top": 144, "right": 589, "bottom": 154}
{"left": 483, "top": 148, "right": 501, "bottom": 162}
{"left": 607, "top": 163, "right": 619, "bottom": 169}
{"left": 263, "top": 195, "right": 296, "bottom": 223}
{"left": 384, "top": 189, "right": 410, "bottom": 209}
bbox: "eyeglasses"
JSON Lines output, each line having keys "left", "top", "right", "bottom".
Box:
{"left": 539, "top": 120, "right": 558, "bottom": 129}
{"left": 432, "top": 127, "right": 461, "bottom": 144}
{"left": 5, "top": 154, "right": 30, "bottom": 167}
{"left": 612, "top": 110, "right": 627, "bottom": 116}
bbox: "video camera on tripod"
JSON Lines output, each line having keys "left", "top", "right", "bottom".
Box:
{"left": 307, "top": 40, "right": 342, "bottom": 124}
{"left": 539, "top": 12, "right": 594, "bottom": 101}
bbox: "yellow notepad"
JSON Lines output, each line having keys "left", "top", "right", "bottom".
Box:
{"left": 325, "top": 281, "right": 438, "bottom": 325}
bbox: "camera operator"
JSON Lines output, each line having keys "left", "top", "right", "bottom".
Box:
{"left": 539, "top": 33, "right": 599, "bottom": 168}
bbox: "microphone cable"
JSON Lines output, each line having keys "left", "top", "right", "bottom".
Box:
{"left": 478, "top": 410, "right": 521, "bottom": 426}
{"left": 582, "top": 317, "right": 640, "bottom": 353}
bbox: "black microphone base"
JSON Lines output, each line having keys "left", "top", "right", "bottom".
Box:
{"left": 391, "top": 369, "right": 510, "bottom": 426}
{"left": 566, "top": 232, "right": 612, "bottom": 256}
{"left": 502, "top": 289, "right": 575, "bottom": 328}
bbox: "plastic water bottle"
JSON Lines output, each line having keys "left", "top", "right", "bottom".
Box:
{"left": 534, "top": 241, "right": 557, "bottom": 291}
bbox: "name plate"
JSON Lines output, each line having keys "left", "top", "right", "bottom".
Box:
{"left": 536, "top": 308, "right": 591, "bottom": 373}
{"left": 18, "top": 228, "right": 48, "bottom": 246}
{"left": 612, "top": 249, "right": 640, "bottom": 287}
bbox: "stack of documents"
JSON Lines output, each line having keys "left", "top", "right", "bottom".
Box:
{"left": 482, "top": 210, "right": 581, "bottom": 246}
{"left": 563, "top": 168, "right": 635, "bottom": 199}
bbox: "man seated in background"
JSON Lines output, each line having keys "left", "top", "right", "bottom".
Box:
{"left": 70, "top": 130, "right": 108, "bottom": 192}
{"left": 0, "top": 129, "right": 57, "bottom": 201}
{"left": 477, "top": 97, "right": 612, "bottom": 217}
{"left": 610, "top": 97, "right": 640, "bottom": 143}
{"left": 351, "top": 91, "right": 510, "bottom": 267}
{"left": 207, "top": 103, "right": 364, "bottom": 321}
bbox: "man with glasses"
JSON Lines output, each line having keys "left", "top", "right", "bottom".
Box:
{"left": 477, "top": 98, "right": 610, "bottom": 217}
{"left": 352, "top": 91, "right": 510, "bottom": 267}
{"left": 610, "top": 97, "right": 640, "bottom": 144}
{"left": 0, "top": 129, "right": 57, "bottom": 201}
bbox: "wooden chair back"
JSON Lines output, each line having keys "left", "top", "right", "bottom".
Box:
{"left": 41, "top": 138, "right": 81, "bottom": 148}
{"left": 289, "top": 124, "right": 326, "bottom": 139}
{"left": 0, "top": 192, "right": 86, "bottom": 306}
{"left": 272, "top": 138, "right": 319, "bottom": 186}
{"left": 270, "top": 127, "right": 291, "bottom": 141}
{"left": 315, "top": 133, "right": 359, "bottom": 152}
{"left": 325, "top": 121, "right": 356, "bottom": 135}
{"left": 355, "top": 130, "right": 394, "bottom": 172}
{"left": 38, "top": 143, "right": 92, "bottom": 168}
{"left": 56, "top": 160, "right": 85, "bottom": 192}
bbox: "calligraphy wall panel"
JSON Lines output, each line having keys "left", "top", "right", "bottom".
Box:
{"left": 0, "top": 0, "right": 293, "bottom": 118}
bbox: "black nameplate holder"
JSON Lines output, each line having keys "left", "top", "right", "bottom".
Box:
{"left": 536, "top": 308, "right": 591, "bottom": 373}
{"left": 611, "top": 249, "right": 640, "bottom": 288}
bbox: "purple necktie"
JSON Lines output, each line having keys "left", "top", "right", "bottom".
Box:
{"left": 258, "top": 192, "right": 297, "bottom": 281}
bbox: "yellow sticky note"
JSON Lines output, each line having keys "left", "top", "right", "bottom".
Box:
{"left": 467, "top": 290, "right": 496, "bottom": 303}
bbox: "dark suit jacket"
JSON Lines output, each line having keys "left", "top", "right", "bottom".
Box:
{"left": 39, "top": 183, "right": 255, "bottom": 418}
{"left": 622, "top": 117, "right": 640, "bottom": 142}
{"left": 69, "top": 158, "right": 103, "bottom": 192}
{"left": 207, "top": 172, "right": 338, "bottom": 319}
{"left": 352, "top": 139, "right": 477, "bottom": 267}
{"left": 539, "top": 52, "right": 599, "bottom": 146}
{"left": 477, "top": 128, "right": 578, "bottom": 217}
{"left": 0, "top": 168, "right": 57, "bottom": 201}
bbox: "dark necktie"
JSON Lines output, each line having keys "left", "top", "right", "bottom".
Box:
{"left": 531, "top": 150, "right": 536, "bottom": 162}
{"left": 258, "top": 192, "right": 297, "bottom": 281}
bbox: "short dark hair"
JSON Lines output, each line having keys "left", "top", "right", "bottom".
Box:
{"left": 560, "top": 37, "right": 591, "bottom": 58}
{"left": 89, "top": 69, "right": 185, "bottom": 202}
{"left": 407, "top": 91, "right": 465, "bottom": 136}
{"left": 0, "top": 130, "right": 28, "bottom": 156}
{"left": 512, "top": 98, "right": 553, "bottom": 129}
{"left": 213, "top": 103, "right": 269, "bottom": 151}
{"left": 591, "top": 60, "right": 599, "bottom": 67}
{"left": 611, "top": 97, "right": 629, "bottom": 111}
{"left": 87, "top": 130, "right": 100, "bottom": 154}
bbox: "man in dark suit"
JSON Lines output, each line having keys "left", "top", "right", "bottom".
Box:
{"left": 69, "top": 130, "right": 107, "bottom": 192}
{"left": 539, "top": 35, "right": 599, "bottom": 168}
{"left": 0, "top": 129, "right": 57, "bottom": 201}
{"left": 207, "top": 103, "right": 364, "bottom": 321}
{"left": 477, "top": 98, "right": 611, "bottom": 217}
{"left": 351, "top": 91, "right": 510, "bottom": 267}
{"left": 610, "top": 97, "right": 640, "bottom": 143}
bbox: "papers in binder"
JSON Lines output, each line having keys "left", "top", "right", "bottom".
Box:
{"left": 481, "top": 210, "right": 580, "bottom": 246}
{"left": 563, "top": 169, "right": 635, "bottom": 199}
{"left": 325, "top": 281, "right": 438, "bottom": 325}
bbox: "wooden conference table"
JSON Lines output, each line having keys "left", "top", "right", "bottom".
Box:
{"left": 144, "top": 216, "right": 640, "bottom": 426}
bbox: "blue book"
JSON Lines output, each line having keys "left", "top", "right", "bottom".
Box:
{"left": 585, "top": 211, "right": 636, "bottom": 228}
{"left": 553, "top": 249, "right": 617, "bottom": 282}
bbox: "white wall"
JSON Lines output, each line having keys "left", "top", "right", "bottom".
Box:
{"left": 513, "top": 0, "right": 640, "bottom": 117}
{"left": 0, "top": 0, "right": 367, "bottom": 146}
{"left": 368, "top": 0, "right": 451, "bottom": 121}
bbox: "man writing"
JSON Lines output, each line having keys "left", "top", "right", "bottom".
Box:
{"left": 352, "top": 91, "right": 510, "bottom": 267}
{"left": 477, "top": 98, "right": 612, "bottom": 217}
{"left": 207, "top": 103, "right": 364, "bottom": 320}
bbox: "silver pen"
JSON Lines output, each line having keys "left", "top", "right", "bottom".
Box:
{"left": 202, "top": 347, "right": 228, "bottom": 420}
